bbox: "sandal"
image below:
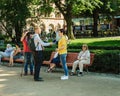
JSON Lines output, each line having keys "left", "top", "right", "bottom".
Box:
{"left": 47, "top": 68, "right": 53, "bottom": 73}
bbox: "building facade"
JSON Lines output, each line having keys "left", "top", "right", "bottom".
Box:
{"left": 26, "top": 4, "right": 65, "bottom": 34}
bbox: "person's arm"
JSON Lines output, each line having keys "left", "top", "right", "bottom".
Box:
{"left": 13, "top": 48, "right": 21, "bottom": 56}
{"left": 84, "top": 50, "right": 90, "bottom": 60}
{"left": 35, "top": 34, "right": 52, "bottom": 46}
{"left": 56, "top": 37, "right": 66, "bottom": 51}
{"left": 80, "top": 50, "right": 90, "bottom": 60}
{"left": 20, "top": 31, "right": 28, "bottom": 42}
{"left": 77, "top": 51, "right": 82, "bottom": 60}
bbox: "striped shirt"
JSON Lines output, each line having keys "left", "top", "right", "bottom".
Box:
{"left": 34, "top": 34, "right": 50, "bottom": 51}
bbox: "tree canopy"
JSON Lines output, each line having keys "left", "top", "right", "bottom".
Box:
{"left": 0, "top": 0, "right": 32, "bottom": 43}
{"left": 0, "top": 0, "right": 120, "bottom": 42}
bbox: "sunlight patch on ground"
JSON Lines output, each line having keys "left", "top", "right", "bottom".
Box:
{"left": 0, "top": 84, "right": 6, "bottom": 88}
{"left": 0, "top": 73, "right": 17, "bottom": 77}
{"left": 0, "top": 69, "right": 4, "bottom": 72}
{"left": 0, "top": 79, "right": 8, "bottom": 81}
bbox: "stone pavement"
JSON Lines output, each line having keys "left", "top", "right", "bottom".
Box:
{"left": 0, "top": 65, "right": 120, "bottom": 96}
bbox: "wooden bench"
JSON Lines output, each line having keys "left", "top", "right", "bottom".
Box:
{"left": 1, "top": 51, "right": 24, "bottom": 65}
{"left": 43, "top": 52, "right": 95, "bottom": 72}
{"left": 1, "top": 57, "right": 24, "bottom": 64}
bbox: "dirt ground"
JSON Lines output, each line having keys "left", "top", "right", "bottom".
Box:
{"left": 0, "top": 65, "right": 120, "bottom": 96}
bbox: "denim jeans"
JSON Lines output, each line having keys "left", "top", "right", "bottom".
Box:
{"left": 24, "top": 52, "right": 34, "bottom": 73}
{"left": 0, "top": 52, "right": 10, "bottom": 63}
{"left": 60, "top": 53, "right": 68, "bottom": 76}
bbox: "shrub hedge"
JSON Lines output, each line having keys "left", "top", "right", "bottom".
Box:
{"left": 0, "top": 44, "right": 120, "bottom": 74}
{"left": 43, "top": 48, "right": 120, "bottom": 74}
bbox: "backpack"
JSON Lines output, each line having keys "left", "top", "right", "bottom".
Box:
{"left": 28, "top": 36, "right": 39, "bottom": 51}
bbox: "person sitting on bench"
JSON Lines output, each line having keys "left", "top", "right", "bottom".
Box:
{"left": 8, "top": 44, "right": 23, "bottom": 67}
{"left": 46, "top": 51, "right": 60, "bottom": 72}
{"left": 70, "top": 44, "right": 90, "bottom": 76}
{"left": 0, "top": 44, "right": 14, "bottom": 64}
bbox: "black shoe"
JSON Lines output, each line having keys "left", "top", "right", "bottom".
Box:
{"left": 34, "top": 78, "right": 44, "bottom": 81}
{"left": 38, "top": 77, "right": 43, "bottom": 79}
{"left": 78, "top": 72, "right": 83, "bottom": 77}
{"left": 70, "top": 72, "right": 75, "bottom": 76}
{"left": 30, "top": 72, "right": 34, "bottom": 75}
{"left": 24, "top": 73, "right": 28, "bottom": 76}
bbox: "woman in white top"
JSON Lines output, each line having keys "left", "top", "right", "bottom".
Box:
{"left": 70, "top": 44, "right": 90, "bottom": 76}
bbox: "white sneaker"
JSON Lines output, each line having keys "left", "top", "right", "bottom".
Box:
{"left": 61, "top": 75, "right": 69, "bottom": 80}
{"left": 61, "top": 75, "right": 65, "bottom": 78}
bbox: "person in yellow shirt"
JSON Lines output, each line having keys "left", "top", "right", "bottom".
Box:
{"left": 56, "top": 29, "right": 69, "bottom": 80}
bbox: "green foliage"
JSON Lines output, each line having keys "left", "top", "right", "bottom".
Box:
{"left": 0, "top": 0, "right": 32, "bottom": 43}
{"left": 0, "top": 36, "right": 120, "bottom": 74}
{"left": 98, "top": 0, "right": 120, "bottom": 21}
{"left": 69, "top": 37, "right": 120, "bottom": 47}
{"left": 43, "top": 49, "right": 120, "bottom": 74}
{"left": 0, "top": 35, "right": 4, "bottom": 39}
{"left": 39, "top": 0, "right": 53, "bottom": 16}
{"left": 43, "top": 37, "right": 120, "bottom": 74}
{"left": 72, "top": 0, "right": 102, "bottom": 15}
{"left": 92, "top": 50, "right": 120, "bottom": 74}
{"left": 48, "top": 0, "right": 102, "bottom": 39}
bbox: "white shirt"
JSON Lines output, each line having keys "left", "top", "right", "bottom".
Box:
{"left": 78, "top": 50, "right": 90, "bottom": 63}
{"left": 34, "top": 34, "right": 50, "bottom": 51}
{"left": 53, "top": 52, "right": 58, "bottom": 58}
{"left": 55, "top": 31, "right": 61, "bottom": 41}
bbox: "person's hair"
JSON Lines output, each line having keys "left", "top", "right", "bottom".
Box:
{"left": 30, "top": 22, "right": 39, "bottom": 30}
{"left": 13, "top": 47, "right": 16, "bottom": 50}
{"left": 23, "top": 29, "right": 28, "bottom": 33}
{"left": 7, "top": 44, "right": 11, "bottom": 47}
{"left": 59, "top": 29, "right": 65, "bottom": 35}
{"left": 27, "top": 28, "right": 35, "bottom": 38}
{"left": 82, "top": 44, "right": 88, "bottom": 50}
{"left": 15, "top": 43, "right": 20, "bottom": 48}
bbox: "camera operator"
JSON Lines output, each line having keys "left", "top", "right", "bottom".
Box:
{"left": 20, "top": 29, "right": 34, "bottom": 76}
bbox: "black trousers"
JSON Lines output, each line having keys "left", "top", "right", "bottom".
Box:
{"left": 33, "top": 51, "right": 43, "bottom": 80}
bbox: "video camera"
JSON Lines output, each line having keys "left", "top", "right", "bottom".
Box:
{"left": 27, "top": 27, "right": 35, "bottom": 36}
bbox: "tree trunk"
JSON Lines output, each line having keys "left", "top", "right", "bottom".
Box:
{"left": 54, "top": 1, "right": 75, "bottom": 39}
{"left": 93, "top": 9, "right": 99, "bottom": 37}
{"left": 65, "top": 16, "right": 75, "bottom": 39}
{"left": 14, "top": 21, "right": 22, "bottom": 44}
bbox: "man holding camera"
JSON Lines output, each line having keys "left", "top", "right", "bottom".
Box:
{"left": 21, "top": 29, "right": 34, "bottom": 76}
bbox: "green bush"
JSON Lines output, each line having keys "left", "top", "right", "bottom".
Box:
{"left": 68, "top": 45, "right": 120, "bottom": 50}
{"left": 43, "top": 49, "right": 120, "bottom": 74}
{"left": 92, "top": 50, "right": 120, "bottom": 74}
{"left": 1, "top": 42, "right": 120, "bottom": 74}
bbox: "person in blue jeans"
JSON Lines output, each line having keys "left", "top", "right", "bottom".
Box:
{"left": 60, "top": 53, "right": 68, "bottom": 76}
{"left": 21, "top": 29, "right": 34, "bottom": 75}
{"left": 56, "top": 29, "right": 69, "bottom": 80}
{"left": 24, "top": 52, "right": 34, "bottom": 75}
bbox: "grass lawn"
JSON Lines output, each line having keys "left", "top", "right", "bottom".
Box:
{"left": 70, "top": 36, "right": 120, "bottom": 47}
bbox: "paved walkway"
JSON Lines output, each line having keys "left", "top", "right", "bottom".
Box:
{"left": 0, "top": 65, "right": 120, "bottom": 96}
